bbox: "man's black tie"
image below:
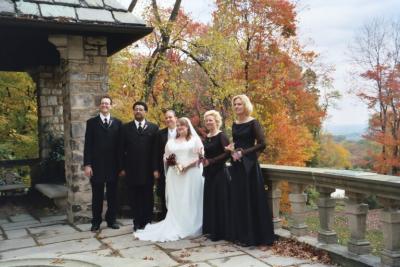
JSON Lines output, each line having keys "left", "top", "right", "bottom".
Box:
{"left": 138, "top": 122, "right": 143, "bottom": 133}
{"left": 104, "top": 118, "right": 109, "bottom": 128}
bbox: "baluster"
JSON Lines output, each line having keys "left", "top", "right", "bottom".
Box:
{"left": 378, "top": 198, "right": 400, "bottom": 267}
{"left": 289, "top": 183, "right": 308, "bottom": 236}
{"left": 266, "top": 180, "right": 282, "bottom": 229}
{"left": 345, "top": 192, "right": 371, "bottom": 254}
{"left": 317, "top": 187, "right": 337, "bottom": 244}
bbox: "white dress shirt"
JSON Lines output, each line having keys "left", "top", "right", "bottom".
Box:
{"left": 168, "top": 128, "right": 177, "bottom": 139}
{"left": 100, "top": 113, "right": 111, "bottom": 124}
{"left": 135, "top": 119, "right": 146, "bottom": 129}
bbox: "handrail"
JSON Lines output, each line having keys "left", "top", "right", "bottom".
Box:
{"left": 0, "top": 158, "right": 40, "bottom": 168}
{"left": 262, "top": 164, "right": 400, "bottom": 200}
{"left": 260, "top": 164, "right": 400, "bottom": 267}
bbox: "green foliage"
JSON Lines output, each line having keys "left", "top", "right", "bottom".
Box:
{"left": 305, "top": 208, "right": 383, "bottom": 256}
{"left": 363, "top": 195, "right": 381, "bottom": 210}
{"left": 45, "top": 134, "right": 64, "bottom": 162}
{"left": 0, "top": 71, "right": 38, "bottom": 160}
{"left": 305, "top": 186, "right": 319, "bottom": 209}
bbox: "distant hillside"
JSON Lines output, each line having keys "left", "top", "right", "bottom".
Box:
{"left": 324, "top": 124, "right": 367, "bottom": 141}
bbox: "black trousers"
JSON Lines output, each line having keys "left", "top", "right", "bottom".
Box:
{"left": 91, "top": 179, "right": 118, "bottom": 226}
{"left": 156, "top": 178, "right": 167, "bottom": 220}
{"left": 129, "top": 183, "right": 154, "bottom": 228}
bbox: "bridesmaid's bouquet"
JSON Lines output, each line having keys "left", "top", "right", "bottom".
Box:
{"left": 197, "top": 149, "right": 205, "bottom": 166}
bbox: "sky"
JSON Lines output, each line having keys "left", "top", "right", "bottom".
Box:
{"left": 117, "top": 0, "right": 400, "bottom": 129}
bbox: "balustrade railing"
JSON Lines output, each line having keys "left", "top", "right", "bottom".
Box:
{"left": 262, "top": 164, "right": 400, "bottom": 267}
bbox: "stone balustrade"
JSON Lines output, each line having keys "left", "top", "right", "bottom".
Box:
{"left": 262, "top": 164, "right": 400, "bottom": 267}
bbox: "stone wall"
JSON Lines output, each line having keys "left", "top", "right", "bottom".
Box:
{"left": 49, "top": 35, "right": 109, "bottom": 223}
{"left": 33, "top": 66, "right": 64, "bottom": 160}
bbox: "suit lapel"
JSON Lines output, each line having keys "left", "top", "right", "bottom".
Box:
{"left": 162, "top": 128, "right": 168, "bottom": 145}
{"left": 108, "top": 116, "right": 114, "bottom": 128}
{"left": 131, "top": 121, "right": 140, "bottom": 135}
{"left": 96, "top": 115, "right": 107, "bottom": 130}
{"left": 142, "top": 121, "right": 149, "bottom": 133}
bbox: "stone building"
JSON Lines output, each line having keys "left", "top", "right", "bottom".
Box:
{"left": 0, "top": 0, "right": 152, "bottom": 223}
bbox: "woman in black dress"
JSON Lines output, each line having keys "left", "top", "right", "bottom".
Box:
{"left": 226, "top": 94, "right": 275, "bottom": 246}
{"left": 202, "top": 110, "right": 231, "bottom": 241}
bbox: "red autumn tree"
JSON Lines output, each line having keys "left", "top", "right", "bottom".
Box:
{"left": 351, "top": 18, "right": 400, "bottom": 175}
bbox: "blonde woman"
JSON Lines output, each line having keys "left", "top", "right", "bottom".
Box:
{"left": 202, "top": 110, "right": 232, "bottom": 241}
{"left": 226, "top": 95, "right": 275, "bottom": 246}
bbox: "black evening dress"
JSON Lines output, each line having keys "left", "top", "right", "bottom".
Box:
{"left": 202, "top": 132, "right": 232, "bottom": 241}
{"left": 229, "top": 119, "right": 274, "bottom": 246}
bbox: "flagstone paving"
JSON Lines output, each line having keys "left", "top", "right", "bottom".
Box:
{"left": 0, "top": 214, "right": 338, "bottom": 267}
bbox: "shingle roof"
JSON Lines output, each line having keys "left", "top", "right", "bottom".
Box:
{"left": 0, "top": 0, "right": 145, "bottom": 25}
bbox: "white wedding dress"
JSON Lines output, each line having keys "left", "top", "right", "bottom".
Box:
{"left": 135, "top": 137, "right": 204, "bottom": 242}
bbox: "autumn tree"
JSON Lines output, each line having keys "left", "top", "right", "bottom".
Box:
{"left": 0, "top": 71, "right": 37, "bottom": 159}
{"left": 110, "top": 0, "right": 336, "bottom": 167}
{"left": 350, "top": 18, "right": 400, "bottom": 175}
{"left": 210, "top": 0, "right": 332, "bottom": 165}
{"left": 316, "top": 134, "right": 352, "bottom": 169}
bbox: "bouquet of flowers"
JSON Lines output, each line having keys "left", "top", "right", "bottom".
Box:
{"left": 166, "top": 154, "right": 183, "bottom": 174}
{"left": 166, "top": 154, "right": 177, "bottom": 166}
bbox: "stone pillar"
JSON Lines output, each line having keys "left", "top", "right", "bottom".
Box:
{"left": 49, "top": 35, "right": 108, "bottom": 223}
{"left": 317, "top": 187, "right": 337, "bottom": 244}
{"left": 345, "top": 192, "right": 371, "bottom": 255}
{"left": 266, "top": 180, "right": 282, "bottom": 229}
{"left": 33, "top": 66, "right": 64, "bottom": 159}
{"left": 289, "top": 183, "right": 308, "bottom": 236}
{"left": 379, "top": 198, "right": 400, "bottom": 267}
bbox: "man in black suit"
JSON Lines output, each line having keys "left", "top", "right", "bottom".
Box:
{"left": 119, "top": 101, "right": 159, "bottom": 231}
{"left": 154, "top": 110, "right": 177, "bottom": 220}
{"left": 83, "top": 95, "right": 122, "bottom": 232}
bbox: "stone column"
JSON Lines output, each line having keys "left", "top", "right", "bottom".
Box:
{"left": 32, "top": 66, "right": 64, "bottom": 159}
{"left": 379, "top": 198, "right": 400, "bottom": 267}
{"left": 345, "top": 192, "right": 371, "bottom": 255}
{"left": 289, "top": 183, "right": 308, "bottom": 236}
{"left": 317, "top": 187, "right": 337, "bottom": 244}
{"left": 266, "top": 180, "right": 282, "bottom": 229}
{"left": 49, "top": 35, "right": 108, "bottom": 223}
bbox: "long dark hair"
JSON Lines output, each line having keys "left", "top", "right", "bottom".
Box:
{"left": 176, "top": 118, "right": 192, "bottom": 141}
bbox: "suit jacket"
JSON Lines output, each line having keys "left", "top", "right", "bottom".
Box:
{"left": 83, "top": 115, "right": 122, "bottom": 183}
{"left": 154, "top": 128, "right": 169, "bottom": 180}
{"left": 120, "top": 120, "right": 159, "bottom": 186}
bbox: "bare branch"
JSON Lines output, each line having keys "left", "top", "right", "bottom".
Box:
{"left": 127, "top": 0, "right": 139, "bottom": 12}
{"left": 169, "top": 0, "right": 182, "bottom": 22}
{"left": 152, "top": 0, "right": 162, "bottom": 24}
{"left": 169, "top": 45, "right": 220, "bottom": 88}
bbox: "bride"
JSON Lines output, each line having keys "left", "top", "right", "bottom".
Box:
{"left": 134, "top": 117, "right": 204, "bottom": 242}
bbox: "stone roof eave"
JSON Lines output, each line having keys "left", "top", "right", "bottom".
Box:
{"left": 0, "top": 15, "right": 153, "bottom": 55}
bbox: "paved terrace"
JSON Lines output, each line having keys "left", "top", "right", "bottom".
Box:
{"left": 0, "top": 213, "right": 335, "bottom": 267}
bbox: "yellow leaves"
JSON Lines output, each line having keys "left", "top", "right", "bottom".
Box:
{"left": 318, "top": 134, "right": 352, "bottom": 169}
{"left": 0, "top": 71, "right": 38, "bottom": 159}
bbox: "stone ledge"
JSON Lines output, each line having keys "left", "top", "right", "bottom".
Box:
{"left": 275, "top": 228, "right": 381, "bottom": 267}
{"left": 35, "top": 183, "right": 67, "bottom": 199}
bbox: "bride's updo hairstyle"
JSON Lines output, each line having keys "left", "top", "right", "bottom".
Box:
{"left": 232, "top": 94, "right": 253, "bottom": 116}
{"left": 176, "top": 118, "right": 192, "bottom": 141}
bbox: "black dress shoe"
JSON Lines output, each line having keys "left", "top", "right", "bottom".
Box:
{"left": 91, "top": 224, "right": 100, "bottom": 232}
{"left": 107, "top": 222, "right": 120, "bottom": 229}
